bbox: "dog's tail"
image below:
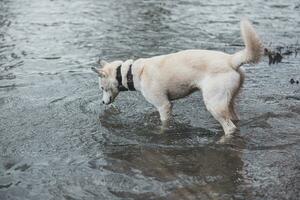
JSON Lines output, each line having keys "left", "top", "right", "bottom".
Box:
{"left": 230, "top": 19, "right": 263, "bottom": 70}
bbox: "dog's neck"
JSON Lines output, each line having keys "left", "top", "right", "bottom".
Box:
{"left": 115, "top": 59, "right": 143, "bottom": 92}
{"left": 116, "top": 64, "right": 136, "bottom": 91}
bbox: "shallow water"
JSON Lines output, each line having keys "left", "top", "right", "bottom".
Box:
{"left": 0, "top": 0, "right": 300, "bottom": 199}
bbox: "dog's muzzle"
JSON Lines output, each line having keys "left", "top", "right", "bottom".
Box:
{"left": 102, "top": 96, "right": 112, "bottom": 105}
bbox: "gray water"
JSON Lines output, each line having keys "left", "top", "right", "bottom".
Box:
{"left": 0, "top": 0, "right": 300, "bottom": 199}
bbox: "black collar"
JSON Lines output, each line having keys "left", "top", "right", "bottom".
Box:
{"left": 116, "top": 64, "right": 136, "bottom": 91}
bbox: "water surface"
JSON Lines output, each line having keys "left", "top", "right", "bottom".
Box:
{"left": 0, "top": 0, "right": 299, "bottom": 199}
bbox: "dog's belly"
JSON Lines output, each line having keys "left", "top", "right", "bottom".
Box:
{"left": 167, "top": 85, "right": 198, "bottom": 100}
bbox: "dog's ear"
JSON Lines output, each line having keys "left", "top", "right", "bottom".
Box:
{"left": 91, "top": 67, "right": 107, "bottom": 78}
{"left": 97, "top": 59, "right": 108, "bottom": 67}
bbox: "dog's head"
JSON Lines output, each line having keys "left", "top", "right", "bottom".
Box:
{"left": 91, "top": 60, "right": 122, "bottom": 105}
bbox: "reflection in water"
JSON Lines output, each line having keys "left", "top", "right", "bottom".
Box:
{"left": 101, "top": 144, "right": 245, "bottom": 199}
{"left": 99, "top": 105, "right": 246, "bottom": 199}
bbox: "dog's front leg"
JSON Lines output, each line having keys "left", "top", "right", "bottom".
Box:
{"left": 141, "top": 89, "right": 172, "bottom": 130}
{"left": 157, "top": 102, "right": 172, "bottom": 127}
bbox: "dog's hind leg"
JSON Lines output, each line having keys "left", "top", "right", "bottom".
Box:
{"left": 229, "top": 96, "right": 239, "bottom": 121}
{"left": 229, "top": 68, "right": 244, "bottom": 122}
{"left": 204, "top": 93, "right": 236, "bottom": 135}
{"left": 201, "top": 74, "right": 239, "bottom": 135}
{"left": 205, "top": 99, "right": 236, "bottom": 135}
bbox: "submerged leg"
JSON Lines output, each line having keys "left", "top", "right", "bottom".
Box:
{"left": 206, "top": 100, "right": 237, "bottom": 135}
{"left": 157, "top": 102, "right": 172, "bottom": 127}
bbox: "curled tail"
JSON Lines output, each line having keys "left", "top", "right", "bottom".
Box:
{"left": 231, "top": 19, "right": 263, "bottom": 70}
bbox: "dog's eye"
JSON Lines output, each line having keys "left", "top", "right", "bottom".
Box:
{"left": 101, "top": 87, "right": 104, "bottom": 90}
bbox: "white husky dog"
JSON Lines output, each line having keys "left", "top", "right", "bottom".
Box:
{"left": 92, "top": 19, "right": 263, "bottom": 135}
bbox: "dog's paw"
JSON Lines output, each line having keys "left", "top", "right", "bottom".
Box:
{"left": 224, "top": 126, "right": 237, "bottom": 136}
{"left": 217, "top": 134, "right": 234, "bottom": 144}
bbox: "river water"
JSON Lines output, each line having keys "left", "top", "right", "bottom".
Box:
{"left": 0, "top": 0, "right": 299, "bottom": 199}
